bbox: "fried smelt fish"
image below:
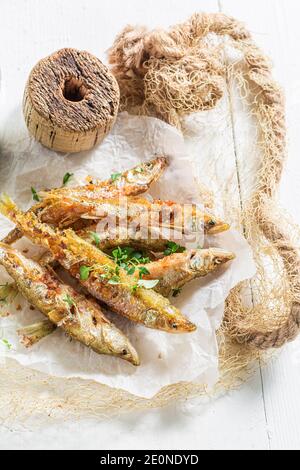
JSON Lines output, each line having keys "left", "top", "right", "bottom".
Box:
{"left": 77, "top": 224, "right": 170, "bottom": 253}
{"left": 135, "top": 249, "right": 235, "bottom": 297}
{"left": 0, "top": 195, "right": 196, "bottom": 334}
{"left": 0, "top": 242, "right": 140, "bottom": 365}
{"left": 36, "top": 224, "right": 167, "bottom": 270}
{"left": 36, "top": 195, "right": 229, "bottom": 236}
{"left": 40, "top": 156, "right": 168, "bottom": 200}
{"left": 1, "top": 157, "right": 168, "bottom": 245}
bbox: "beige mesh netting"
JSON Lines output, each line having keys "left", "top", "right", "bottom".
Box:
{"left": 1, "top": 12, "right": 299, "bottom": 422}
{"left": 108, "top": 12, "right": 300, "bottom": 350}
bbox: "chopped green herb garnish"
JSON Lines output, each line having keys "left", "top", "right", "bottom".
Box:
{"left": 138, "top": 256, "right": 150, "bottom": 264}
{"left": 85, "top": 246, "right": 155, "bottom": 292}
{"left": 0, "top": 283, "right": 17, "bottom": 304}
{"left": 130, "top": 284, "right": 138, "bottom": 294}
{"left": 62, "top": 294, "right": 75, "bottom": 307}
{"left": 80, "top": 265, "right": 92, "bottom": 281}
{"left": 111, "top": 246, "right": 150, "bottom": 271}
{"left": 31, "top": 187, "right": 40, "bottom": 202}
{"left": 111, "top": 172, "right": 122, "bottom": 182}
{"left": 98, "top": 264, "right": 115, "bottom": 280}
{"left": 1, "top": 338, "right": 12, "bottom": 350}
{"left": 89, "top": 231, "right": 101, "bottom": 247}
{"left": 133, "top": 252, "right": 150, "bottom": 264}
{"left": 108, "top": 275, "right": 121, "bottom": 285}
{"left": 164, "top": 241, "right": 186, "bottom": 256}
{"left": 138, "top": 266, "right": 150, "bottom": 279}
{"left": 111, "top": 246, "right": 123, "bottom": 261}
{"left": 126, "top": 266, "right": 136, "bottom": 276}
{"left": 63, "top": 172, "right": 74, "bottom": 186}
{"left": 172, "top": 288, "right": 182, "bottom": 297}
{"left": 100, "top": 273, "right": 110, "bottom": 279}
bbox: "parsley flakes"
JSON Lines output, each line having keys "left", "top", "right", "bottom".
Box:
{"left": 89, "top": 231, "right": 101, "bottom": 247}
{"left": 62, "top": 172, "right": 74, "bottom": 186}
{"left": 31, "top": 187, "right": 40, "bottom": 202}
{"left": 1, "top": 338, "right": 12, "bottom": 350}
{"left": 111, "top": 173, "right": 122, "bottom": 182}
{"left": 164, "top": 241, "right": 186, "bottom": 256}
{"left": 62, "top": 294, "right": 76, "bottom": 307}
{"left": 79, "top": 265, "right": 93, "bottom": 281}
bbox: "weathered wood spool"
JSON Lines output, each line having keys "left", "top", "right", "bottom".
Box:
{"left": 23, "top": 48, "right": 120, "bottom": 153}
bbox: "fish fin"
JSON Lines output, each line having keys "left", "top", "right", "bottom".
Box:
{"left": 0, "top": 281, "right": 18, "bottom": 305}
{"left": 0, "top": 193, "right": 17, "bottom": 217}
{"left": 1, "top": 227, "right": 23, "bottom": 245}
{"left": 17, "top": 319, "right": 56, "bottom": 347}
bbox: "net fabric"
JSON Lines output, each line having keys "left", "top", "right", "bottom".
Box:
{"left": 1, "top": 12, "right": 299, "bottom": 424}
{"left": 108, "top": 12, "right": 300, "bottom": 350}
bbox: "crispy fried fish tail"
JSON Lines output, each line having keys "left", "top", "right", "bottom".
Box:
{"left": 17, "top": 320, "right": 57, "bottom": 347}
{"left": 1, "top": 157, "right": 168, "bottom": 245}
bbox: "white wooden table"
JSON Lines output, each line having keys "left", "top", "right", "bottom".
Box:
{"left": 1, "top": 0, "right": 300, "bottom": 450}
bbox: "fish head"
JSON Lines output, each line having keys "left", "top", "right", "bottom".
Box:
{"left": 166, "top": 315, "right": 197, "bottom": 333}
{"left": 206, "top": 248, "right": 235, "bottom": 268}
{"left": 187, "top": 207, "right": 230, "bottom": 235}
{"left": 189, "top": 248, "right": 235, "bottom": 272}
{"left": 203, "top": 213, "right": 230, "bottom": 234}
{"left": 209, "top": 248, "right": 235, "bottom": 266}
{"left": 144, "top": 306, "right": 197, "bottom": 334}
{"left": 125, "top": 156, "right": 168, "bottom": 186}
{"left": 102, "top": 323, "right": 140, "bottom": 366}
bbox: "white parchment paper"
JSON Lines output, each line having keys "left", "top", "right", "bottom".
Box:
{"left": 0, "top": 112, "right": 256, "bottom": 398}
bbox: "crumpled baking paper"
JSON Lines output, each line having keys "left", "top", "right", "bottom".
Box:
{"left": 0, "top": 112, "right": 256, "bottom": 398}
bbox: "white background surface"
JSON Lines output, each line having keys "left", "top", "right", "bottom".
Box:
{"left": 1, "top": 0, "right": 300, "bottom": 450}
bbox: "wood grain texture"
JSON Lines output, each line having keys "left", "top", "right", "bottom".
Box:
{"left": 23, "top": 48, "right": 119, "bottom": 153}
{"left": 222, "top": 0, "right": 300, "bottom": 451}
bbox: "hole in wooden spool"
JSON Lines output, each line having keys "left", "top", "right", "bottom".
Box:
{"left": 63, "top": 77, "right": 88, "bottom": 102}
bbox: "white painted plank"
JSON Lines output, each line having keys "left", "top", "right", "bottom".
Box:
{"left": 0, "top": 0, "right": 270, "bottom": 450}
{"left": 220, "top": 0, "right": 300, "bottom": 225}
{"left": 221, "top": 0, "right": 300, "bottom": 451}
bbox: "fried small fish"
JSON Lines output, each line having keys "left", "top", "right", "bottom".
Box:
{"left": 41, "top": 156, "right": 168, "bottom": 200}
{"left": 134, "top": 248, "right": 235, "bottom": 297}
{"left": 77, "top": 224, "right": 171, "bottom": 253}
{"left": 36, "top": 194, "right": 229, "bottom": 236}
{"left": 0, "top": 242, "right": 140, "bottom": 365}
{"left": 35, "top": 224, "right": 168, "bottom": 269}
{"left": 0, "top": 195, "right": 196, "bottom": 334}
{"left": 1, "top": 156, "right": 168, "bottom": 245}
{"left": 11, "top": 248, "right": 235, "bottom": 343}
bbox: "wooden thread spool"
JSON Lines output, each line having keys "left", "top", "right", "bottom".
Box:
{"left": 23, "top": 48, "right": 120, "bottom": 153}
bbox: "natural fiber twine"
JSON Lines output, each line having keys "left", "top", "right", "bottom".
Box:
{"left": 108, "top": 12, "right": 300, "bottom": 350}
{"left": 1, "top": 13, "right": 300, "bottom": 424}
